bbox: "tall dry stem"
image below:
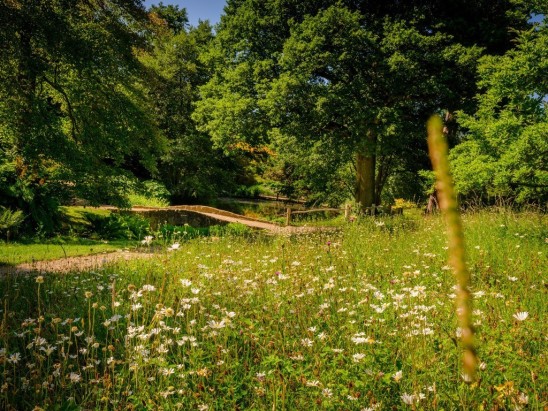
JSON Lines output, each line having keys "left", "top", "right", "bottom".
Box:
{"left": 427, "top": 115, "right": 477, "bottom": 379}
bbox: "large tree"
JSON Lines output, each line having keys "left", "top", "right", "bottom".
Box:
{"left": 193, "top": 0, "right": 530, "bottom": 208}
{"left": 0, "top": 0, "right": 164, "bottom": 229}
{"left": 452, "top": 14, "right": 548, "bottom": 204}
{"left": 141, "top": 5, "right": 249, "bottom": 202}
{"left": 263, "top": 7, "right": 484, "bottom": 207}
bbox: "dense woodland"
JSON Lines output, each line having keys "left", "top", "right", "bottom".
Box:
{"left": 0, "top": 0, "right": 547, "bottom": 233}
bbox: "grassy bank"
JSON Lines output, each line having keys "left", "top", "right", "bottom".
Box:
{"left": 0, "top": 240, "right": 136, "bottom": 266}
{"left": 0, "top": 210, "right": 545, "bottom": 410}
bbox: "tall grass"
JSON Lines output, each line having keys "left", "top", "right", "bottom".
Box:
{"left": 127, "top": 193, "right": 170, "bottom": 208}
{"left": 428, "top": 115, "right": 476, "bottom": 379}
{"left": 0, "top": 211, "right": 545, "bottom": 410}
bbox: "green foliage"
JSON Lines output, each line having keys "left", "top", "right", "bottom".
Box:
{"left": 127, "top": 194, "right": 170, "bottom": 208}
{"left": 380, "top": 171, "right": 426, "bottom": 205}
{"left": 209, "top": 222, "right": 253, "bottom": 236}
{"left": 139, "top": 15, "right": 250, "bottom": 202}
{"left": 453, "top": 22, "right": 548, "bottom": 204}
{"left": 59, "top": 207, "right": 150, "bottom": 241}
{"left": 0, "top": 0, "right": 165, "bottom": 230}
{"left": 128, "top": 180, "right": 170, "bottom": 208}
{"left": 0, "top": 0, "right": 545, "bottom": 229}
{"left": 194, "top": 0, "right": 528, "bottom": 206}
{"left": 393, "top": 198, "right": 418, "bottom": 210}
{"left": 86, "top": 213, "right": 150, "bottom": 241}
{"left": 59, "top": 206, "right": 111, "bottom": 227}
{"left": 264, "top": 5, "right": 484, "bottom": 206}
{"left": 149, "top": 2, "right": 188, "bottom": 33}
{"left": 156, "top": 223, "right": 208, "bottom": 243}
{"left": 418, "top": 170, "right": 437, "bottom": 197}
{"left": 232, "top": 184, "right": 263, "bottom": 198}
{"left": 0, "top": 207, "right": 25, "bottom": 241}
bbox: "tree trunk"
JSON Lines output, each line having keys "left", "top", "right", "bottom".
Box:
{"left": 355, "top": 152, "right": 376, "bottom": 209}
{"left": 374, "top": 155, "right": 393, "bottom": 206}
{"left": 355, "top": 128, "right": 377, "bottom": 210}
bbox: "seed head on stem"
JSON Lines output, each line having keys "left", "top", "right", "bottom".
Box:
{"left": 427, "top": 115, "right": 477, "bottom": 380}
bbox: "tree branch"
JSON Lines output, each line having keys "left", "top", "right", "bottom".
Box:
{"left": 42, "top": 75, "right": 79, "bottom": 141}
{"left": 511, "top": 182, "right": 548, "bottom": 188}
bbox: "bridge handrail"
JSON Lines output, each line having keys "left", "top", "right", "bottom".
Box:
{"left": 290, "top": 208, "right": 344, "bottom": 215}
{"left": 170, "top": 205, "right": 281, "bottom": 225}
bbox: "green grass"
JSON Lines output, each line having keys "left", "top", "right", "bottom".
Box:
{"left": 0, "top": 210, "right": 546, "bottom": 410}
{"left": 0, "top": 239, "right": 136, "bottom": 266}
{"left": 59, "top": 206, "right": 112, "bottom": 227}
{"left": 0, "top": 206, "right": 142, "bottom": 266}
{"left": 127, "top": 193, "right": 170, "bottom": 208}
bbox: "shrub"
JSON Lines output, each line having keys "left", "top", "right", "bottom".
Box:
{"left": 86, "top": 212, "right": 150, "bottom": 240}
{"left": 127, "top": 180, "right": 170, "bottom": 208}
{"left": 210, "top": 222, "right": 253, "bottom": 237}
{"left": 393, "top": 198, "right": 418, "bottom": 209}
{"left": 0, "top": 207, "right": 25, "bottom": 241}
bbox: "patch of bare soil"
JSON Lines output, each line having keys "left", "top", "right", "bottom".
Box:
{"left": 0, "top": 250, "right": 155, "bottom": 276}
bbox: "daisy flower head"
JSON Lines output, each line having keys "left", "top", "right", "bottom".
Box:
{"left": 401, "top": 393, "right": 415, "bottom": 405}
{"left": 322, "top": 388, "right": 333, "bottom": 398}
{"left": 169, "top": 242, "right": 180, "bottom": 251}
{"left": 513, "top": 311, "right": 529, "bottom": 321}
{"left": 352, "top": 353, "right": 366, "bottom": 362}
{"left": 69, "top": 372, "right": 81, "bottom": 383}
{"left": 141, "top": 235, "right": 154, "bottom": 245}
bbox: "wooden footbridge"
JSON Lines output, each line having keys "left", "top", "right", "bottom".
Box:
{"left": 118, "top": 203, "right": 401, "bottom": 231}
{"left": 128, "top": 205, "right": 287, "bottom": 231}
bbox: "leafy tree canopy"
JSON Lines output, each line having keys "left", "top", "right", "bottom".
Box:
{"left": 453, "top": 17, "right": 548, "bottom": 204}
{"left": 149, "top": 2, "right": 189, "bottom": 33}
{"left": 0, "top": 0, "right": 165, "bottom": 229}
{"left": 140, "top": 6, "right": 254, "bottom": 202}
{"left": 194, "top": 0, "right": 529, "bottom": 207}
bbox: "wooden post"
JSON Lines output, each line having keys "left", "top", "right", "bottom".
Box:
{"left": 344, "top": 204, "right": 351, "bottom": 221}
{"left": 286, "top": 207, "right": 292, "bottom": 226}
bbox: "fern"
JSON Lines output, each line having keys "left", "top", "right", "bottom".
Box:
{"left": 0, "top": 207, "right": 25, "bottom": 242}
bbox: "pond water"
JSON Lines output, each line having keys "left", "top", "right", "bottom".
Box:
{"left": 211, "top": 198, "right": 342, "bottom": 223}
{"left": 212, "top": 198, "right": 306, "bottom": 220}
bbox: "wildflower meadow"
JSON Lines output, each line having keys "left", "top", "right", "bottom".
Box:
{"left": 0, "top": 211, "right": 546, "bottom": 410}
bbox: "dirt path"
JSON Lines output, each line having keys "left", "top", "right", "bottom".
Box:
{"left": 0, "top": 250, "right": 156, "bottom": 276}
{"left": 0, "top": 207, "right": 336, "bottom": 275}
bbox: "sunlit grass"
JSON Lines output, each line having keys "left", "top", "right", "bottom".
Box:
{"left": 0, "top": 240, "right": 136, "bottom": 266}
{"left": 127, "top": 193, "right": 170, "bottom": 208}
{"left": 0, "top": 210, "right": 545, "bottom": 410}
